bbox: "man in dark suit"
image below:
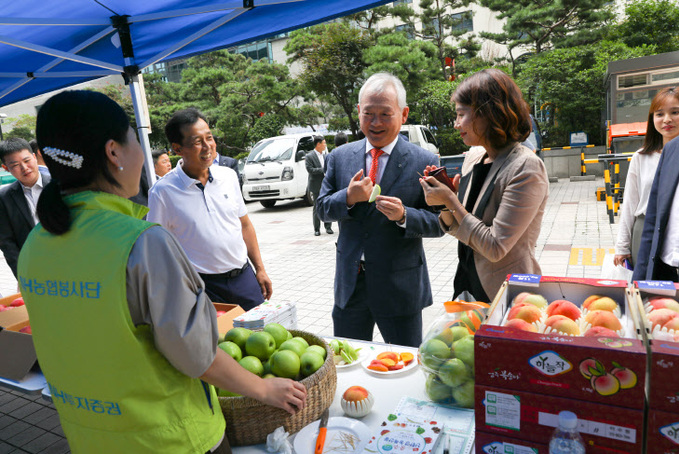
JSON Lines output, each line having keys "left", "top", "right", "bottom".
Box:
{"left": 316, "top": 73, "right": 443, "bottom": 347}
{"left": 0, "top": 138, "right": 50, "bottom": 278}
{"left": 306, "top": 135, "right": 333, "bottom": 236}
{"left": 214, "top": 151, "right": 240, "bottom": 185}
{"left": 634, "top": 136, "right": 679, "bottom": 281}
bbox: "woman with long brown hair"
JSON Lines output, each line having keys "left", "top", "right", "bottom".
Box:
{"left": 615, "top": 87, "right": 679, "bottom": 268}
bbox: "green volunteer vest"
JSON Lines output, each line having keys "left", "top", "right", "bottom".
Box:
{"left": 18, "top": 191, "right": 225, "bottom": 453}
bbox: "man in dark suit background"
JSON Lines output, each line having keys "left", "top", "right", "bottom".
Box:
{"left": 213, "top": 150, "right": 240, "bottom": 185}
{"left": 316, "top": 73, "right": 443, "bottom": 347}
{"left": 634, "top": 136, "right": 679, "bottom": 281}
{"left": 0, "top": 138, "right": 50, "bottom": 277}
{"left": 306, "top": 135, "right": 333, "bottom": 236}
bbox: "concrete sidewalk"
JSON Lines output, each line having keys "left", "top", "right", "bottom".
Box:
{"left": 0, "top": 177, "right": 618, "bottom": 452}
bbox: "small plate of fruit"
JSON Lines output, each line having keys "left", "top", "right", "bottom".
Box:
{"left": 362, "top": 350, "right": 417, "bottom": 375}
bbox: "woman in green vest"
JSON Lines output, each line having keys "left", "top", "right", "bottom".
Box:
{"left": 17, "top": 90, "right": 307, "bottom": 453}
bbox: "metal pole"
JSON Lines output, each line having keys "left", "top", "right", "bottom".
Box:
{"left": 128, "top": 73, "right": 156, "bottom": 189}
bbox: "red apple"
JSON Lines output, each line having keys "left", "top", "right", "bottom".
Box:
{"left": 19, "top": 325, "right": 31, "bottom": 334}
{"left": 215, "top": 310, "right": 226, "bottom": 317}
{"left": 10, "top": 297, "right": 24, "bottom": 307}
{"left": 0, "top": 305, "right": 11, "bottom": 312}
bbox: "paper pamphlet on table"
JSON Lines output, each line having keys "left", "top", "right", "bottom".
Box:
{"left": 364, "top": 396, "right": 474, "bottom": 454}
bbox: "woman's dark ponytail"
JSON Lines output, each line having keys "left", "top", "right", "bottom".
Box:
{"left": 36, "top": 179, "right": 71, "bottom": 235}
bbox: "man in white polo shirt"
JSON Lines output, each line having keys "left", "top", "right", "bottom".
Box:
{"left": 148, "top": 108, "right": 271, "bottom": 310}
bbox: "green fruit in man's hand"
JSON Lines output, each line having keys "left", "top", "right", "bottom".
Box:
{"left": 300, "top": 351, "right": 325, "bottom": 377}
{"left": 224, "top": 327, "right": 252, "bottom": 351}
{"left": 218, "top": 341, "right": 242, "bottom": 362}
{"left": 245, "top": 331, "right": 276, "bottom": 361}
{"left": 217, "top": 388, "right": 241, "bottom": 397}
{"left": 271, "top": 350, "right": 301, "bottom": 379}
{"left": 239, "top": 356, "right": 264, "bottom": 377}
{"left": 264, "top": 323, "right": 289, "bottom": 349}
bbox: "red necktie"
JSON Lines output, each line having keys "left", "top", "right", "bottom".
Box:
{"left": 369, "top": 148, "right": 384, "bottom": 184}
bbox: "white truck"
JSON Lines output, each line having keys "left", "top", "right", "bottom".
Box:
{"left": 400, "top": 124, "right": 440, "bottom": 155}
{"left": 241, "top": 133, "right": 316, "bottom": 208}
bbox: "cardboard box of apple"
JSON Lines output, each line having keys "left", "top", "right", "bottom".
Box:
{"left": 216, "top": 323, "right": 330, "bottom": 397}
{"left": 417, "top": 301, "right": 488, "bottom": 409}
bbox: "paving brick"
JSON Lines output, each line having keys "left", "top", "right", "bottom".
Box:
{"left": 22, "top": 407, "right": 56, "bottom": 425}
{"left": 8, "top": 403, "right": 41, "bottom": 420}
{"left": 0, "top": 398, "right": 29, "bottom": 415}
{"left": 35, "top": 414, "right": 61, "bottom": 431}
{"left": 5, "top": 426, "right": 45, "bottom": 449}
{"left": 0, "top": 420, "right": 29, "bottom": 443}
{"left": 41, "top": 438, "right": 70, "bottom": 454}
{"left": 0, "top": 415, "right": 17, "bottom": 431}
{"left": 0, "top": 393, "right": 18, "bottom": 407}
{"left": 0, "top": 443, "right": 15, "bottom": 454}
{"left": 21, "top": 432, "right": 61, "bottom": 454}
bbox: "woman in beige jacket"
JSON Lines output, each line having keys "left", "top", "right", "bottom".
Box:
{"left": 420, "top": 69, "right": 549, "bottom": 302}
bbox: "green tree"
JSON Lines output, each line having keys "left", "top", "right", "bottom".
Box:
{"left": 609, "top": 0, "right": 679, "bottom": 53}
{"left": 285, "top": 22, "right": 371, "bottom": 137}
{"left": 5, "top": 126, "right": 33, "bottom": 141}
{"left": 517, "top": 41, "right": 655, "bottom": 146}
{"left": 384, "top": 0, "right": 480, "bottom": 81}
{"left": 478, "top": 0, "right": 614, "bottom": 54}
{"left": 364, "top": 32, "right": 440, "bottom": 103}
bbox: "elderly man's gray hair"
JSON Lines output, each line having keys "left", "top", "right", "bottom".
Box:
{"left": 358, "top": 73, "right": 407, "bottom": 111}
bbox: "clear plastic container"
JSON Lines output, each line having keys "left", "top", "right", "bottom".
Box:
{"left": 549, "top": 411, "right": 586, "bottom": 454}
{"left": 418, "top": 300, "right": 489, "bottom": 408}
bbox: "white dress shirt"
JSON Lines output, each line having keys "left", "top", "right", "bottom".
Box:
{"left": 147, "top": 162, "right": 247, "bottom": 274}
{"left": 615, "top": 150, "right": 661, "bottom": 256}
{"left": 21, "top": 173, "right": 43, "bottom": 225}
{"left": 364, "top": 136, "right": 398, "bottom": 184}
{"left": 662, "top": 179, "right": 679, "bottom": 266}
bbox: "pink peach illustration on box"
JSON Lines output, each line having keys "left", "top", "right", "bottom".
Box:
{"left": 579, "top": 357, "right": 603, "bottom": 379}
{"left": 610, "top": 361, "right": 638, "bottom": 389}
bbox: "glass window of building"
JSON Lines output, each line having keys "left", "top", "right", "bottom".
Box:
{"left": 450, "top": 11, "right": 473, "bottom": 33}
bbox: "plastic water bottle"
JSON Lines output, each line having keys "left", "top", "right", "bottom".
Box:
{"left": 549, "top": 411, "right": 586, "bottom": 454}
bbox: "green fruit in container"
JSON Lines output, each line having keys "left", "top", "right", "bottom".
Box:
{"left": 300, "top": 351, "right": 325, "bottom": 377}
{"left": 452, "top": 336, "right": 475, "bottom": 368}
{"left": 425, "top": 373, "right": 452, "bottom": 403}
{"left": 307, "top": 345, "right": 327, "bottom": 359}
{"left": 245, "top": 331, "right": 276, "bottom": 361}
{"left": 280, "top": 339, "right": 306, "bottom": 357}
{"left": 218, "top": 341, "right": 242, "bottom": 362}
{"left": 264, "top": 323, "right": 289, "bottom": 348}
{"left": 224, "top": 327, "right": 252, "bottom": 351}
{"left": 438, "top": 358, "right": 469, "bottom": 388}
{"left": 239, "top": 356, "right": 264, "bottom": 377}
{"left": 217, "top": 388, "right": 241, "bottom": 397}
{"left": 451, "top": 380, "right": 475, "bottom": 408}
{"left": 420, "top": 338, "right": 452, "bottom": 370}
{"left": 271, "top": 350, "right": 301, "bottom": 379}
{"left": 293, "top": 336, "right": 310, "bottom": 349}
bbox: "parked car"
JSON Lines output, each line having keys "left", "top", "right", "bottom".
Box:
{"left": 439, "top": 154, "right": 465, "bottom": 177}
{"left": 400, "top": 125, "right": 440, "bottom": 154}
{"left": 241, "top": 133, "right": 316, "bottom": 208}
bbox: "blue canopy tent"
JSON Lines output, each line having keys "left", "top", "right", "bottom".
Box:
{"left": 0, "top": 0, "right": 391, "bottom": 184}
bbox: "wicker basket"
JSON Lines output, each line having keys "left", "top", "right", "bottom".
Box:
{"left": 218, "top": 330, "right": 337, "bottom": 446}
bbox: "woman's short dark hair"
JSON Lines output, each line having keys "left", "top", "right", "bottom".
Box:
{"left": 452, "top": 68, "right": 531, "bottom": 150}
{"left": 35, "top": 90, "right": 130, "bottom": 235}
{"left": 640, "top": 86, "right": 679, "bottom": 155}
{"left": 165, "top": 108, "right": 208, "bottom": 146}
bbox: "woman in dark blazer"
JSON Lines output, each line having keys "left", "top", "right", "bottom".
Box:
{"left": 420, "top": 69, "right": 549, "bottom": 302}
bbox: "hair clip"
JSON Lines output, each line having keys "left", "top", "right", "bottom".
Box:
{"left": 43, "top": 146, "right": 84, "bottom": 169}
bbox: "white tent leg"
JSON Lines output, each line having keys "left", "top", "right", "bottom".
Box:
{"left": 128, "top": 73, "right": 156, "bottom": 189}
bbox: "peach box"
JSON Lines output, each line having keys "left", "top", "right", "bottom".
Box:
{"left": 647, "top": 408, "right": 679, "bottom": 453}
{"left": 475, "top": 275, "right": 647, "bottom": 409}
{"left": 631, "top": 281, "right": 679, "bottom": 413}
{"left": 0, "top": 293, "right": 37, "bottom": 381}
{"left": 475, "top": 384, "right": 644, "bottom": 454}
{"left": 475, "top": 431, "right": 548, "bottom": 453}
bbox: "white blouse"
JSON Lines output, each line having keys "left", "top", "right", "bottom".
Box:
{"left": 615, "top": 149, "right": 661, "bottom": 256}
